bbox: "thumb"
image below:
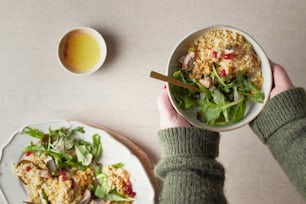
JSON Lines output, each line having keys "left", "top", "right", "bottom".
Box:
{"left": 272, "top": 64, "right": 293, "bottom": 88}
{"left": 269, "top": 62, "right": 294, "bottom": 99}
{"left": 156, "top": 86, "right": 191, "bottom": 129}
{"left": 157, "top": 88, "right": 174, "bottom": 115}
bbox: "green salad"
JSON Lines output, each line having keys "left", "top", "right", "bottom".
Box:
{"left": 21, "top": 126, "right": 102, "bottom": 172}
{"left": 171, "top": 63, "right": 265, "bottom": 126}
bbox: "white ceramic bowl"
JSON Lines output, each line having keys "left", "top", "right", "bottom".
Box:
{"left": 167, "top": 25, "right": 272, "bottom": 132}
{"left": 58, "top": 27, "right": 107, "bottom": 75}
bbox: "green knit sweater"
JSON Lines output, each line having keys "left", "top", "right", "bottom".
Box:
{"left": 154, "top": 87, "right": 306, "bottom": 203}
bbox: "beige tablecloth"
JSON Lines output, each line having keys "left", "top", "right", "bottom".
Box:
{"left": 0, "top": 0, "right": 305, "bottom": 203}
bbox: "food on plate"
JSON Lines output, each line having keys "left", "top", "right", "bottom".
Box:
{"left": 12, "top": 126, "right": 136, "bottom": 204}
{"left": 172, "top": 29, "right": 264, "bottom": 125}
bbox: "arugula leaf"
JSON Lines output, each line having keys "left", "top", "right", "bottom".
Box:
{"left": 112, "top": 163, "right": 123, "bottom": 169}
{"left": 39, "top": 190, "right": 50, "bottom": 204}
{"left": 22, "top": 126, "right": 102, "bottom": 171}
{"left": 173, "top": 70, "right": 192, "bottom": 84}
{"left": 93, "top": 163, "right": 102, "bottom": 175}
{"left": 212, "top": 63, "right": 227, "bottom": 88}
{"left": 198, "top": 97, "right": 244, "bottom": 125}
{"left": 21, "top": 127, "right": 44, "bottom": 139}
{"left": 95, "top": 186, "right": 108, "bottom": 199}
{"left": 238, "top": 79, "right": 264, "bottom": 103}
{"left": 75, "top": 144, "right": 93, "bottom": 166}
{"left": 213, "top": 64, "right": 237, "bottom": 94}
{"left": 92, "top": 134, "right": 102, "bottom": 162}
{"left": 212, "top": 89, "right": 230, "bottom": 123}
{"left": 194, "top": 81, "right": 211, "bottom": 100}
{"left": 230, "top": 99, "right": 246, "bottom": 122}
{"left": 23, "top": 142, "right": 53, "bottom": 158}
{"left": 106, "top": 192, "right": 134, "bottom": 201}
{"left": 67, "top": 126, "right": 85, "bottom": 138}
{"left": 52, "top": 137, "right": 66, "bottom": 152}
{"left": 94, "top": 172, "right": 109, "bottom": 198}
{"left": 172, "top": 70, "right": 198, "bottom": 109}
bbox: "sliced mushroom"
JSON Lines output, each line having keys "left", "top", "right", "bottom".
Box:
{"left": 79, "top": 189, "right": 92, "bottom": 204}
{"left": 199, "top": 77, "right": 212, "bottom": 88}
{"left": 45, "top": 158, "right": 57, "bottom": 175}
{"left": 89, "top": 200, "right": 106, "bottom": 204}
{"left": 39, "top": 169, "right": 50, "bottom": 178}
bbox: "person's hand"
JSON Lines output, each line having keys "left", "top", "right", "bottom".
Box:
{"left": 270, "top": 61, "right": 294, "bottom": 99}
{"left": 157, "top": 86, "right": 191, "bottom": 129}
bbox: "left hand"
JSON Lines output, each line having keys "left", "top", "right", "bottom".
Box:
{"left": 157, "top": 86, "right": 191, "bottom": 129}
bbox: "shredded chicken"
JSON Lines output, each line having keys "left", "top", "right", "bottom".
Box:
{"left": 179, "top": 51, "right": 195, "bottom": 71}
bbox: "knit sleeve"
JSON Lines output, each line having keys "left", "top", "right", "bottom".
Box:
{"left": 250, "top": 87, "right": 306, "bottom": 199}
{"left": 154, "top": 127, "right": 227, "bottom": 204}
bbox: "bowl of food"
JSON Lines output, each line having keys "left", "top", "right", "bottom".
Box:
{"left": 167, "top": 25, "right": 272, "bottom": 132}
{"left": 58, "top": 27, "right": 107, "bottom": 75}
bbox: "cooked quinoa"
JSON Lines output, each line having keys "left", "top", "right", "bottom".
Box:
{"left": 183, "top": 29, "right": 263, "bottom": 89}
{"left": 13, "top": 153, "right": 132, "bottom": 204}
{"left": 13, "top": 153, "right": 93, "bottom": 204}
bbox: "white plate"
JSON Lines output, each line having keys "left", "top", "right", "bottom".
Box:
{"left": 0, "top": 120, "right": 155, "bottom": 204}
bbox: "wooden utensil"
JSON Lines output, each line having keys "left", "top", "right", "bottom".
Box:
{"left": 150, "top": 71, "right": 200, "bottom": 92}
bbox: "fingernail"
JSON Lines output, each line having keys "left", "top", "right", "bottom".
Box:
{"left": 163, "top": 84, "right": 167, "bottom": 89}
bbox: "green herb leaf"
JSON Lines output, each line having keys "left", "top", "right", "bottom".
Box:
{"left": 198, "top": 97, "right": 244, "bottom": 125}
{"left": 67, "top": 126, "right": 85, "bottom": 138}
{"left": 172, "top": 70, "right": 199, "bottom": 109}
{"left": 92, "top": 134, "right": 102, "bottom": 162}
{"left": 21, "top": 127, "right": 44, "bottom": 139}
{"left": 94, "top": 173, "right": 108, "bottom": 198}
{"left": 22, "top": 142, "right": 46, "bottom": 153}
{"left": 39, "top": 189, "right": 50, "bottom": 204}
{"left": 230, "top": 99, "right": 246, "bottom": 122}
{"left": 93, "top": 163, "right": 102, "bottom": 175}
{"left": 112, "top": 163, "right": 123, "bottom": 169}
{"left": 239, "top": 79, "right": 264, "bottom": 103}
{"left": 75, "top": 144, "right": 93, "bottom": 166}
{"left": 94, "top": 185, "right": 108, "bottom": 199}
{"left": 106, "top": 192, "right": 134, "bottom": 201}
{"left": 211, "top": 88, "right": 229, "bottom": 123}
{"left": 212, "top": 63, "right": 227, "bottom": 88}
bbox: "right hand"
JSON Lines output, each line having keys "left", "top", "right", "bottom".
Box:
{"left": 269, "top": 62, "right": 294, "bottom": 99}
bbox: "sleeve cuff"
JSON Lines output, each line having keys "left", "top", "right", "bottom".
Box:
{"left": 158, "top": 127, "right": 220, "bottom": 158}
{"left": 250, "top": 87, "right": 306, "bottom": 143}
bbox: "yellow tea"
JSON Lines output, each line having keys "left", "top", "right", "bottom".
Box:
{"left": 64, "top": 33, "right": 100, "bottom": 73}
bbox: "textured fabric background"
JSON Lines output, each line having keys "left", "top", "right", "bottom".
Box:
{"left": 0, "top": 0, "right": 305, "bottom": 203}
